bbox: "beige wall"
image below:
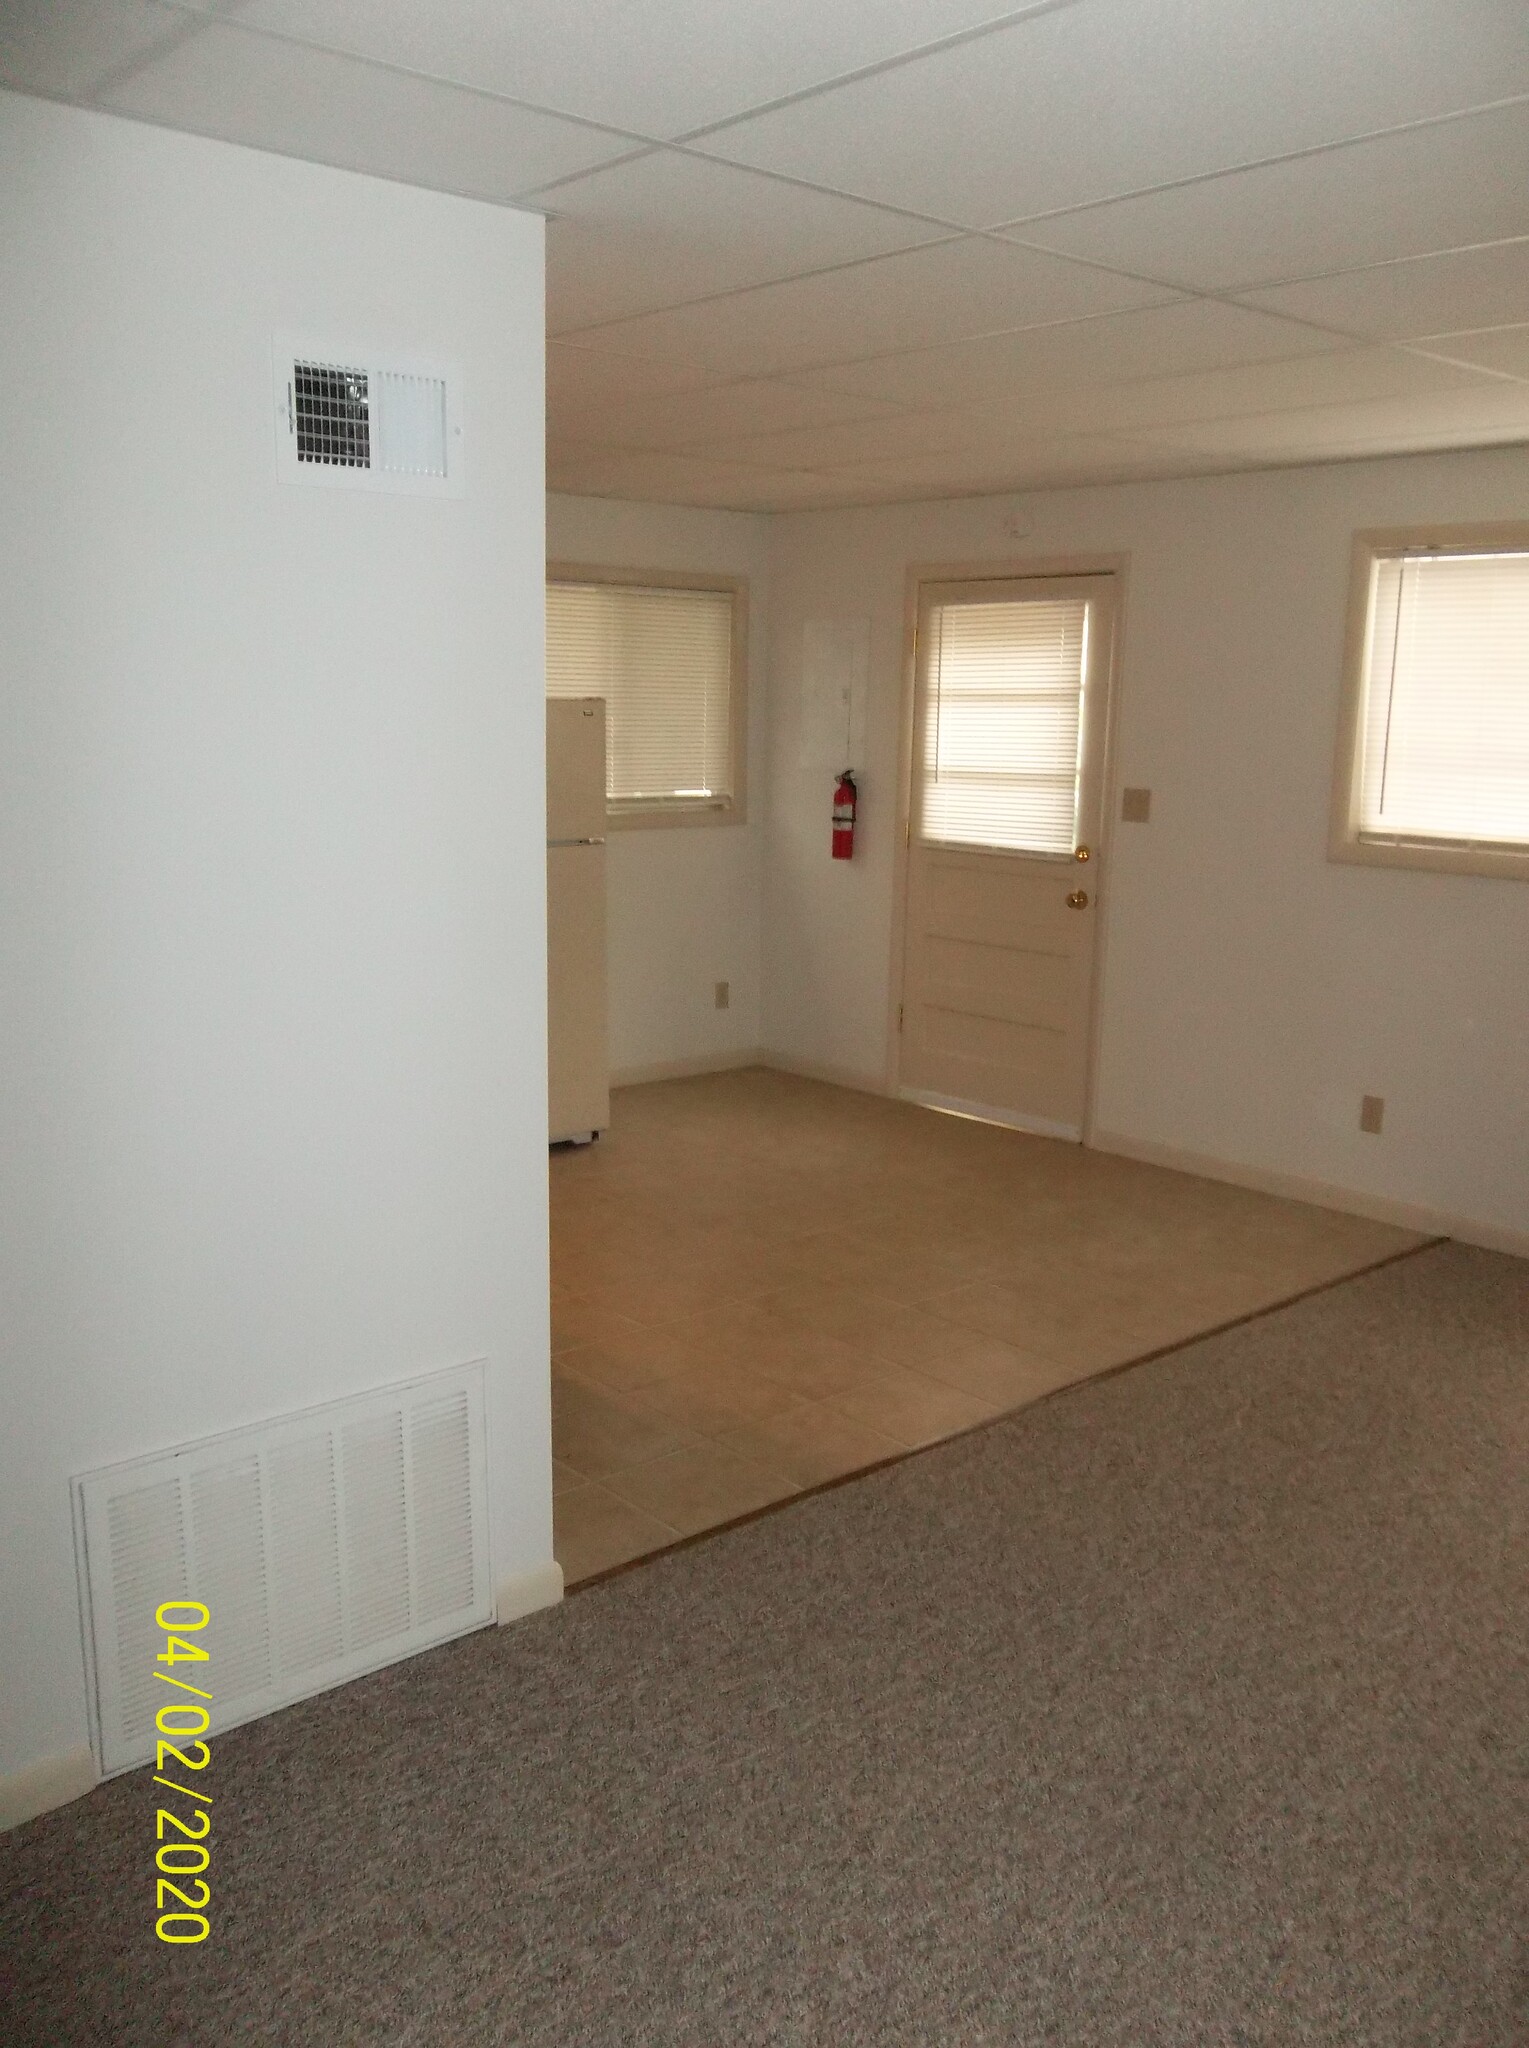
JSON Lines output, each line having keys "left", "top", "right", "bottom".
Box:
{"left": 762, "top": 446, "right": 1529, "bottom": 1246}
{"left": 547, "top": 494, "right": 771, "bottom": 1079}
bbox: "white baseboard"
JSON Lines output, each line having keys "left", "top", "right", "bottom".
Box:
{"left": 1090, "top": 1128, "right": 1529, "bottom": 1258}
{"left": 611, "top": 1048, "right": 893, "bottom": 1098}
{"left": 611, "top": 1047, "right": 766, "bottom": 1088}
{"left": 759, "top": 1051, "right": 893, "bottom": 1097}
{"left": 495, "top": 1558, "right": 564, "bottom": 1626}
{"left": 0, "top": 1744, "right": 98, "bottom": 1833}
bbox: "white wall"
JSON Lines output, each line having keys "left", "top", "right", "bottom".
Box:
{"left": 547, "top": 494, "right": 770, "bottom": 1078}
{"left": 0, "top": 95, "right": 550, "bottom": 1806}
{"left": 764, "top": 448, "right": 1529, "bottom": 1246}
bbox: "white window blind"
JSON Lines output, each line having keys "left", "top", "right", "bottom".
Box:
{"left": 1359, "top": 551, "right": 1529, "bottom": 848}
{"left": 919, "top": 595, "right": 1090, "bottom": 854}
{"left": 547, "top": 580, "right": 735, "bottom": 811}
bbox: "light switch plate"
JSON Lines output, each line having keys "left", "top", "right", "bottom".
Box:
{"left": 1121, "top": 787, "right": 1152, "bottom": 823}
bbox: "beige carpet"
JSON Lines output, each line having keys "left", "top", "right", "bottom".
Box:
{"left": 3, "top": 1242, "right": 1525, "bottom": 2044}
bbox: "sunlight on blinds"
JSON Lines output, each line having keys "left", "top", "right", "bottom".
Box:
{"left": 547, "top": 581, "right": 734, "bottom": 807}
{"left": 919, "top": 596, "right": 1089, "bottom": 854}
{"left": 1360, "top": 552, "right": 1529, "bottom": 846}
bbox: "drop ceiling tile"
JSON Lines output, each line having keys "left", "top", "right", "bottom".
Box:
{"left": 216, "top": 0, "right": 1032, "bottom": 139}
{"left": 789, "top": 299, "right": 1350, "bottom": 409}
{"left": 563, "top": 236, "right": 1177, "bottom": 377}
{"left": 685, "top": 409, "right": 996, "bottom": 469}
{"left": 98, "top": 19, "right": 637, "bottom": 198}
{"left": 546, "top": 444, "right": 832, "bottom": 511}
{"left": 700, "top": 0, "right": 1529, "bottom": 229}
{"left": 1134, "top": 384, "right": 1529, "bottom": 460}
{"left": 545, "top": 152, "right": 945, "bottom": 332}
{"left": 550, "top": 378, "right": 904, "bottom": 453}
{"left": 1236, "top": 240, "right": 1529, "bottom": 342}
{"left": 1405, "top": 325, "right": 1529, "bottom": 380}
{"left": 717, "top": 475, "right": 882, "bottom": 510}
{"left": 1070, "top": 345, "right": 1506, "bottom": 433}
{"left": 0, "top": 0, "right": 200, "bottom": 98}
{"left": 821, "top": 435, "right": 1188, "bottom": 497}
{"left": 850, "top": 346, "right": 1494, "bottom": 443}
{"left": 1019, "top": 101, "right": 1529, "bottom": 295}
{"left": 547, "top": 343, "right": 726, "bottom": 410}
{"left": 716, "top": 345, "right": 1495, "bottom": 455}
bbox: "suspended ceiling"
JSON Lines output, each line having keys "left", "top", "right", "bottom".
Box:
{"left": 7, "top": 0, "right": 1529, "bottom": 511}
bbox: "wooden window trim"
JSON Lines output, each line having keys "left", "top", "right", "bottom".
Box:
{"left": 1330, "top": 523, "right": 1529, "bottom": 882}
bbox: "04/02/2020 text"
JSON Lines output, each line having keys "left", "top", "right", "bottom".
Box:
{"left": 151, "top": 1599, "right": 213, "bottom": 1944}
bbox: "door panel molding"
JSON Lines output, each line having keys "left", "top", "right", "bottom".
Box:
{"left": 888, "top": 554, "right": 1128, "bottom": 1138}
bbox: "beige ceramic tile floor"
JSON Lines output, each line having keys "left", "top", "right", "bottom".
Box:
{"left": 551, "top": 1068, "right": 1426, "bottom": 1586}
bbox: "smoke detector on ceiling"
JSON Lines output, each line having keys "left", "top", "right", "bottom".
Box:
{"left": 274, "top": 337, "right": 464, "bottom": 496}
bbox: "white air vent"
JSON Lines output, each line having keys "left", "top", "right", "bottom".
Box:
{"left": 73, "top": 1363, "right": 490, "bottom": 1775}
{"left": 274, "top": 337, "right": 463, "bottom": 495}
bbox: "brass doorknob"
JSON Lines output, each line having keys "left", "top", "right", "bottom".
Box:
{"left": 1074, "top": 844, "right": 1091, "bottom": 862}
{"left": 1066, "top": 889, "right": 1090, "bottom": 909}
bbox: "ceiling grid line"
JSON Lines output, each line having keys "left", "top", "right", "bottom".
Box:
{"left": 6, "top": 0, "right": 1525, "bottom": 508}
{"left": 148, "top": 0, "right": 675, "bottom": 154}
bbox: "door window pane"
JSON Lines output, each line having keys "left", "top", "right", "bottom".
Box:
{"left": 919, "top": 596, "right": 1089, "bottom": 854}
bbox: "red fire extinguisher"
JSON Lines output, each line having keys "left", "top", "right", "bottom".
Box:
{"left": 832, "top": 771, "right": 858, "bottom": 860}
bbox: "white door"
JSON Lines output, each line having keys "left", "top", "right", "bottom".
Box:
{"left": 898, "top": 574, "right": 1116, "bottom": 1138}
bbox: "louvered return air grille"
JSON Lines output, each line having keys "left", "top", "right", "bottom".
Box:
{"left": 73, "top": 1365, "right": 491, "bottom": 1775}
{"left": 374, "top": 370, "right": 449, "bottom": 479}
{"left": 275, "top": 339, "right": 460, "bottom": 495}
{"left": 293, "top": 360, "right": 371, "bottom": 468}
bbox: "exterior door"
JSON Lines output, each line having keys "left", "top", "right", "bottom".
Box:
{"left": 898, "top": 573, "right": 1116, "bottom": 1139}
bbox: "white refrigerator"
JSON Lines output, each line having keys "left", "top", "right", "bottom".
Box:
{"left": 547, "top": 698, "right": 610, "bottom": 1144}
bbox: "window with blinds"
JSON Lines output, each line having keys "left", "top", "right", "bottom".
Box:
{"left": 1335, "top": 532, "right": 1529, "bottom": 878}
{"left": 546, "top": 573, "right": 743, "bottom": 818}
{"left": 918, "top": 594, "right": 1090, "bottom": 854}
